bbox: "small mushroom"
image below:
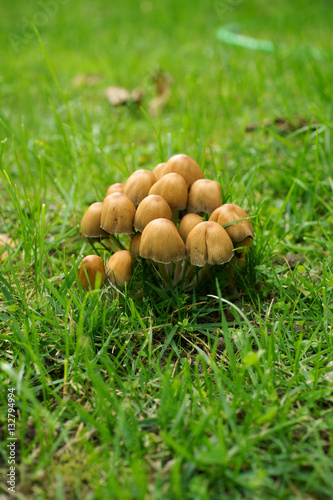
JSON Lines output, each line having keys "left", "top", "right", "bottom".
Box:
{"left": 134, "top": 194, "right": 172, "bottom": 232}
{"left": 101, "top": 192, "right": 136, "bottom": 234}
{"left": 178, "top": 213, "right": 203, "bottom": 243}
{"left": 148, "top": 172, "right": 187, "bottom": 223}
{"left": 152, "top": 162, "right": 167, "bottom": 180}
{"left": 106, "top": 183, "right": 125, "bottom": 197}
{"left": 130, "top": 232, "right": 142, "bottom": 259}
{"left": 81, "top": 202, "right": 109, "bottom": 239}
{"left": 163, "top": 154, "right": 204, "bottom": 187}
{"left": 187, "top": 179, "right": 222, "bottom": 215}
{"left": 78, "top": 255, "right": 105, "bottom": 290}
{"left": 140, "top": 218, "right": 185, "bottom": 264}
{"left": 106, "top": 250, "right": 133, "bottom": 287}
{"left": 186, "top": 221, "right": 234, "bottom": 267}
{"left": 209, "top": 204, "right": 254, "bottom": 244}
{"left": 124, "top": 169, "right": 156, "bottom": 205}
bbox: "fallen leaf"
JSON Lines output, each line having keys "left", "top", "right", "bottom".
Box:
{"left": 0, "top": 234, "right": 14, "bottom": 261}
{"left": 246, "top": 117, "right": 317, "bottom": 134}
{"left": 105, "top": 86, "right": 144, "bottom": 106}
{"left": 149, "top": 70, "right": 173, "bottom": 117}
{"left": 72, "top": 73, "right": 103, "bottom": 87}
{"left": 324, "top": 361, "right": 333, "bottom": 383}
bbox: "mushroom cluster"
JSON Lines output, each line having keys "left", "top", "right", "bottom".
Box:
{"left": 79, "top": 153, "right": 254, "bottom": 292}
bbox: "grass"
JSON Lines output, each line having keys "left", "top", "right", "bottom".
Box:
{"left": 1, "top": 0, "right": 333, "bottom": 498}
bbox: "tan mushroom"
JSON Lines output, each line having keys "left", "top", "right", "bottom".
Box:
{"left": 130, "top": 232, "right": 142, "bottom": 259}
{"left": 106, "top": 183, "right": 125, "bottom": 197}
{"left": 163, "top": 154, "right": 204, "bottom": 187}
{"left": 152, "top": 162, "right": 167, "bottom": 180}
{"left": 140, "top": 218, "right": 185, "bottom": 264}
{"left": 186, "top": 221, "right": 234, "bottom": 267}
{"left": 101, "top": 192, "right": 136, "bottom": 234}
{"left": 178, "top": 213, "right": 203, "bottom": 243}
{"left": 148, "top": 172, "right": 187, "bottom": 223}
{"left": 106, "top": 250, "right": 133, "bottom": 287}
{"left": 124, "top": 169, "right": 156, "bottom": 205}
{"left": 81, "top": 202, "right": 109, "bottom": 239}
{"left": 187, "top": 179, "right": 222, "bottom": 215}
{"left": 78, "top": 255, "right": 105, "bottom": 290}
{"left": 134, "top": 195, "right": 172, "bottom": 232}
{"left": 209, "top": 204, "right": 254, "bottom": 266}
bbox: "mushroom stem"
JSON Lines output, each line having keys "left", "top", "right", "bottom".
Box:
{"left": 158, "top": 263, "right": 171, "bottom": 290}
{"left": 188, "top": 263, "right": 211, "bottom": 289}
{"left": 173, "top": 259, "right": 184, "bottom": 285}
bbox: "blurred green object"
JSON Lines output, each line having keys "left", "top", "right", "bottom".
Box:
{"left": 216, "top": 24, "right": 324, "bottom": 59}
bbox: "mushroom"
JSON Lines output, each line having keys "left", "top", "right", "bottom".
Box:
{"left": 152, "top": 162, "right": 167, "bottom": 180}
{"left": 148, "top": 172, "right": 187, "bottom": 223}
{"left": 134, "top": 195, "right": 172, "bottom": 232}
{"left": 81, "top": 202, "right": 109, "bottom": 239}
{"left": 106, "top": 250, "right": 133, "bottom": 287}
{"left": 124, "top": 169, "right": 156, "bottom": 205}
{"left": 187, "top": 179, "right": 222, "bottom": 215}
{"left": 106, "top": 183, "right": 125, "bottom": 197}
{"left": 186, "top": 221, "right": 234, "bottom": 267}
{"left": 163, "top": 154, "right": 204, "bottom": 187}
{"left": 184, "top": 221, "right": 234, "bottom": 289}
{"left": 140, "top": 218, "right": 185, "bottom": 263}
{"left": 101, "top": 192, "right": 136, "bottom": 235}
{"left": 78, "top": 255, "right": 105, "bottom": 290}
{"left": 140, "top": 218, "right": 185, "bottom": 287}
{"left": 178, "top": 213, "right": 203, "bottom": 243}
{"left": 209, "top": 204, "right": 254, "bottom": 266}
{"left": 129, "top": 232, "right": 142, "bottom": 259}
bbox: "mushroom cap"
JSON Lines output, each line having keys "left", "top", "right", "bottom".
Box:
{"left": 186, "top": 221, "right": 234, "bottom": 267}
{"left": 124, "top": 169, "right": 156, "bottom": 205}
{"left": 134, "top": 194, "right": 172, "bottom": 232}
{"left": 187, "top": 179, "right": 222, "bottom": 214}
{"left": 163, "top": 154, "right": 204, "bottom": 187}
{"left": 81, "top": 202, "right": 109, "bottom": 238}
{"left": 152, "top": 162, "right": 167, "bottom": 180}
{"left": 178, "top": 213, "right": 203, "bottom": 243}
{"left": 106, "top": 183, "right": 125, "bottom": 197}
{"left": 130, "top": 232, "right": 142, "bottom": 258}
{"left": 101, "top": 192, "right": 136, "bottom": 234}
{"left": 139, "top": 218, "right": 186, "bottom": 263}
{"left": 106, "top": 250, "right": 133, "bottom": 287}
{"left": 209, "top": 204, "right": 254, "bottom": 243}
{"left": 148, "top": 173, "right": 187, "bottom": 210}
{"left": 78, "top": 255, "right": 105, "bottom": 290}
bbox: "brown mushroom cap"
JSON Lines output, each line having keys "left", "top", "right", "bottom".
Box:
{"left": 130, "top": 232, "right": 142, "bottom": 258}
{"left": 187, "top": 179, "right": 222, "bottom": 214}
{"left": 186, "top": 221, "right": 234, "bottom": 267}
{"left": 134, "top": 195, "right": 172, "bottom": 232}
{"left": 78, "top": 255, "right": 105, "bottom": 290}
{"left": 124, "top": 169, "right": 156, "bottom": 205}
{"left": 101, "top": 192, "right": 136, "bottom": 234}
{"left": 106, "top": 183, "right": 125, "bottom": 197}
{"left": 81, "top": 202, "right": 109, "bottom": 238}
{"left": 148, "top": 173, "right": 187, "bottom": 210}
{"left": 106, "top": 250, "right": 133, "bottom": 287}
{"left": 139, "top": 218, "right": 186, "bottom": 263}
{"left": 178, "top": 213, "right": 203, "bottom": 243}
{"left": 209, "top": 204, "right": 254, "bottom": 243}
{"left": 163, "top": 154, "right": 204, "bottom": 187}
{"left": 152, "top": 162, "right": 167, "bottom": 180}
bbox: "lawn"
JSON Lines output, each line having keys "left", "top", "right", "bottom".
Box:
{"left": 1, "top": 0, "right": 333, "bottom": 498}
